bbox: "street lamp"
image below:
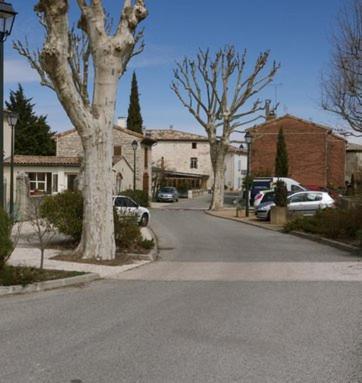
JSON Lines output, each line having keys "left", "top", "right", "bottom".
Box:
{"left": 7, "top": 111, "right": 17, "bottom": 220}
{"left": 244, "top": 131, "right": 252, "bottom": 217}
{"left": 131, "top": 140, "right": 138, "bottom": 191}
{"left": 0, "top": 1, "right": 17, "bottom": 210}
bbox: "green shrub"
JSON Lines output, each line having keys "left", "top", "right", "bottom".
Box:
{"left": 122, "top": 189, "right": 150, "bottom": 207}
{"left": 40, "top": 191, "right": 83, "bottom": 242}
{"left": 285, "top": 206, "right": 362, "bottom": 243}
{"left": 138, "top": 238, "right": 155, "bottom": 250}
{"left": 275, "top": 180, "right": 288, "bottom": 207}
{"left": 114, "top": 209, "right": 141, "bottom": 250}
{"left": 0, "top": 208, "right": 13, "bottom": 270}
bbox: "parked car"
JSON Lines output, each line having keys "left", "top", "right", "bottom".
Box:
{"left": 157, "top": 187, "right": 179, "bottom": 202}
{"left": 113, "top": 195, "right": 150, "bottom": 226}
{"left": 250, "top": 177, "right": 305, "bottom": 206}
{"left": 255, "top": 191, "right": 335, "bottom": 220}
{"left": 253, "top": 189, "right": 275, "bottom": 208}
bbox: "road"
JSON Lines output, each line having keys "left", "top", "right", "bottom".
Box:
{"left": 1, "top": 196, "right": 361, "bottom": 383}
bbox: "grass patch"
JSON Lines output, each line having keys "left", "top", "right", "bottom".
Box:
{"left": 0, "top": 265, "right": 85, "bottom": 287}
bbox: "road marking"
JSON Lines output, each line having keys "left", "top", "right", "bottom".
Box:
{"left": 112, "top": 262, "right": 362, "bottom": 282}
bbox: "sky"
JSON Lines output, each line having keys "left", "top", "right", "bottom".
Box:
{"left": 4, "top": 0, "right": 361, "bottom": 144}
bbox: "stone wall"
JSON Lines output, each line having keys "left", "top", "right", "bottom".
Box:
{"left": 56, "top": 127, "right": 152, "bottom": 193}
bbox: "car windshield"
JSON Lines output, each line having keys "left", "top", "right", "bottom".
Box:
{"left": 262, "top": 192, "right": 275, "bottom": 203}
{"left": 160, "top": 187, "right": 175, "bottom": 193}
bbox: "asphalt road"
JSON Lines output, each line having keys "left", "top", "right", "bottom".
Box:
{"left": 1, "top": 197, "right": 361, "bottom": 383}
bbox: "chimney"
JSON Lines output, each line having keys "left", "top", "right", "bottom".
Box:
{"left": 265, "top": 100, "right": 276, "bottom": 121}
{"left": 116, "top": 116, "right": 127, "bottom": 128}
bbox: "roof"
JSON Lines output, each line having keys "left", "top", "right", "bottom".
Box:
{"left": 249, "top": 114, "right": 347, "bottom": 142}
{"left": 152, "top": 167, "right": 209, "bottom": 179}
{"left": 347, "top": 142, "right": 362, "bottom": 152}
{"left": 228, "top": 145, "right": 247, "bottom": 155}
{"left": 4, "top": 155, "right": 81, "bottom": 167}
{"left": 146, "top": 129, "right": 208, "bottom": 142}
{"left": 56, "top": 126, "right": 145, "bottom": 139}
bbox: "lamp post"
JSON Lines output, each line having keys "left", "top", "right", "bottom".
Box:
{"left": 244, "top": 131, "right": 252, "bottom": 217}
{"left": 7, "top": 111, "right": 17, "bottom": 220}
{"left": 131, "top": 140, "right": 138, "bottom": 191}
{"left": 0, "top": 1, "right": 17, "bottom": 209}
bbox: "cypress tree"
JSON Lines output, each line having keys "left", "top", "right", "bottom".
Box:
{"left": 126, "top": 72, "right": 143, "bottom": 134}
{"left": 275, "top": 127, "right": 288, "bottom": 177}
{"left": 5, "top": 84, "right": 56, "bottom": 156}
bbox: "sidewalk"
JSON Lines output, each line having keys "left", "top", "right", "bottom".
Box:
{"left": 9, "top": 226, "right": 156, "bottom": 278}
{"left": 205, "top": 208, "right": 283, "bottom": 231}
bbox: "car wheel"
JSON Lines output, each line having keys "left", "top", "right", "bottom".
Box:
{"left": 140, "top": 213, "right": 149, "bottom": 227}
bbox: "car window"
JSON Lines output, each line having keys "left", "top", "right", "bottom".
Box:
{"left": 306, "top": 193, "right": 322, "bottom": 202}
{"left": 114, "top": 197, "right": 127, "bottom": 207}
{"left": 289, "top": 193, "right": 307, "bottom": 203}
{"left": 252, "top": 181, "right": 271, "bottom": 189}
{"left": 160, "top": 187, "right": 174, "bottom": 193}
{"left": 124, "top": 198, "right": 138, "bottom": 208}
{"left": 262, "top": 192, "right": 275, "bottom": 203}
{"left": 291, "top": 185, "right": 304, "bottom": 192}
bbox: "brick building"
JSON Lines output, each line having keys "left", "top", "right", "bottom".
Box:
{"left": 249, "top": 115, "right": 346, "bottom": 188}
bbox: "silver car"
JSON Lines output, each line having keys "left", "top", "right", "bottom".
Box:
{"left": 157, "top": 187, "right": 179, "bottom": 202}
{"left": 256, "top": 191, "right": 335, "bottom": 220}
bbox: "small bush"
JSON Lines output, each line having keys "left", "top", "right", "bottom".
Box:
{"left": 275, "top": 180, "right": 288, "bottom": 207}
{"left": 284, "top": 206, "right": 362, "bottom": 244}
{"left": 138, "top": 238, "right": 155, "bottom": 250}
{"left": 0, "top": 208, "right": 13, "bottom": 270}
{"left": 114, "top": 209, "right": 141, "bottom": 251}
{"left": 122, "top": 189, "right": 150, "bottom": 207}
{"left": 40, "top": 191, "right": 83, "bottom": 242}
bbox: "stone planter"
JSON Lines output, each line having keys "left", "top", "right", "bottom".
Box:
{"left": 270, "top": 206, "right": 288, "bottom": 225}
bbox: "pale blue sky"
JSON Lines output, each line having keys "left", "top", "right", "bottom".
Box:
{"left": 4, "top": 0, "right": 361, "bottom": 143}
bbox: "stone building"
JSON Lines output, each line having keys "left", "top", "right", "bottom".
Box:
{"left": 249, "top": 115, "right": 346, "bottom": 188}
{"left": 2, "top": 123, "right": 154, "bottom": 211}
{"left": 346, "top": 143, "right": 362, "bottom": 184}
{"left": 148, "top": 129, "right": 246, "bottom": 191}
{"left": 56, "top": 125, "right": 154, "bottom": 193}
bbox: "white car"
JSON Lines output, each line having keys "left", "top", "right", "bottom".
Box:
{"left": 256, "top": 191, "right": 335, "bottom": 220}
{"left": 113, "top": 195, "right": 150, "bottom": 226}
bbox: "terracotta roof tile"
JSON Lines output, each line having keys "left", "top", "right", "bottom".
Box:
{"left": 4, "top": 155, "right": 81, "bottom": 167}
{"left": 146, "top": 129, "right": 208, "bottom": 141}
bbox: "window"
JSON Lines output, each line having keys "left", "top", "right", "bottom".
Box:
{"left": 238, "top": 159, "right": 241, "bottom": 171}
{"left": 289, "top": 193, "right": 307, "bottom": 203}
{"left": 114, "top": 145, "right": 122, "bottom": 156}
{"left": 190, "top": 157, "right": 198, "bottom": 169}
{"left": 28, "top": 172, "right": 52, "bottom": 194}
{"left": 192, "top": 142, "right": 197, "bottom": 149}
{"left": 67, "top": 174, "right": 78, "bottom": 191}
{"left": 144, "top": 147, "right": 148, "bottom": 168}
{"left": 306, "top": 193, "right": 322, "bottom": 202}
{"left": 52, "top": 174, "right": 58, "bottom": 193}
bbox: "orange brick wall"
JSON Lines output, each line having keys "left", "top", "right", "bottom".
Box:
{"left": 250, "top": 116, "right": 346, "bottom": 188}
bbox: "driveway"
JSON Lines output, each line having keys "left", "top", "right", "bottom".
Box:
{"left": 0, "top": 196, "right": 361, "bottom": 383}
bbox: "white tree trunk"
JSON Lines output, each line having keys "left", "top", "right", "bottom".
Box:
{"left": 210, "top": 148, "right": 226, "bottom": 210}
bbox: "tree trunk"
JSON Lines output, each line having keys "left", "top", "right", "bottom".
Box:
{"left": 74, "top": 108, "right": 116, "bottom": 259}
{"left": 210, "top": 148, "right": 226, "bottom": 210}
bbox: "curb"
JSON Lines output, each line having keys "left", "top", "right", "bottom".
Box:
{"left": 204, "top": 210, "right": 283, "bottom": 232}
{"left": 290, "top": 231, "right": 361, "bottom": 254}
{"left": 147, "top": 226, "right": 159, "bottom": 261}
{"left": 0, "top": 273, "right": 100, "bottom": 297}
{"left": 205, "top": 210, "right": 362, "bottom": 254}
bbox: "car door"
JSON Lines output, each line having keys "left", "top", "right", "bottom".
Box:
{"left": 124, "top": 197, "right": 140, "bottom": 218}
{"left": 114, "top": 196, "right": 127, "bottom": 215}
{"left": 288, "top": 193, "right": 307, "bottom": 213}
{"left": 303, "top": 192, "right": 323, "bottom": 215}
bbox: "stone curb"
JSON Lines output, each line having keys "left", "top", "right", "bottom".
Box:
{"left": 205, "top": 210, "right": 362, "bottom": 254}
{"left": 147, "top": 226, "right": 159, "bottom": 261}
{"left": 204, "top": 210, "right": 283, "bottom": 232}
{"left": 290, "top": 231, "right": 361, "bottom": 254}
{"left": 0, "top": 273, "right": 100, "bottom": 297}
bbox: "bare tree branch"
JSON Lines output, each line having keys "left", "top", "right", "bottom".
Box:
{"left": 322, "top": 0, "right": 362, "bottom": 133}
